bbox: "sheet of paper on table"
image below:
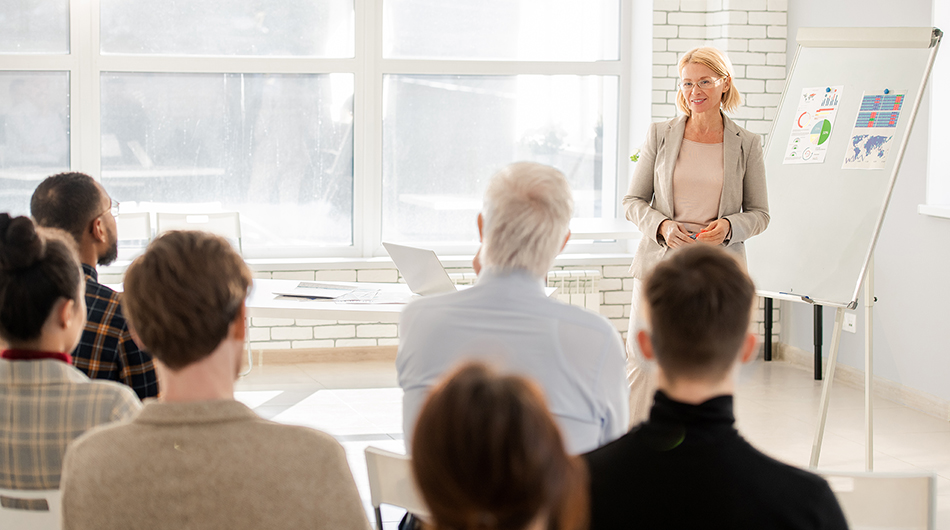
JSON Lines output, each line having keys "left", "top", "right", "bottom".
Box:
{"left": 273, "top": 281, "right": 355, "bottom": 299}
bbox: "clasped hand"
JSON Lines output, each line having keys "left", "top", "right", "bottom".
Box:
{"left": 659, "top": 219, "right": 730, "bottom": 248}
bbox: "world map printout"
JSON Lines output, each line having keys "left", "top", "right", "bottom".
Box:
{"left": 842, "top": 91, "right": 905, "bottom": 170}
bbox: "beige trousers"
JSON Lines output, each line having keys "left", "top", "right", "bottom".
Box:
{"left": 625, "top": 278, "right": 657, "bottom": 428}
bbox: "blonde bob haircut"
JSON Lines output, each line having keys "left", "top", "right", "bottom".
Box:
{"left": 676, "top": 46, "right": 742, "bottom": 116}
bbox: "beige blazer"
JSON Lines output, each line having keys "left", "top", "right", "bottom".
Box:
{"left": 623, "top": 113, "right": 769, "bottom": 279}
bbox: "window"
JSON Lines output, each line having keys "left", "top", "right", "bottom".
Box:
{"left": 0, "top": 1, "right": 634, "bottom": 258}
{"left": 927, "top": 0, "right": 950, "bottom": 216}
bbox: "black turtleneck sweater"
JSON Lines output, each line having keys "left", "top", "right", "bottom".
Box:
{"left": 583, "top": 391, "right": 849, "bottom": 529}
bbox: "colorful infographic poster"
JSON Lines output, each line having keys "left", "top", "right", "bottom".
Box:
{"left": 783, "top": 86, "right": 843, "bottom": 164}
{"left": 842, "top": 91, "right": 905, "bottom": 170}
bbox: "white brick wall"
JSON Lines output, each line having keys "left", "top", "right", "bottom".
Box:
{"left": 651, "top": 0, "right": 787, "bottom": 143}
{"left": 244, "top": 260, "right": 781, "bottom": 353}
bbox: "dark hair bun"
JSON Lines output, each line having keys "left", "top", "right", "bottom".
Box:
{"left": 0, "top": 213, "right": 46, "bottom": 271}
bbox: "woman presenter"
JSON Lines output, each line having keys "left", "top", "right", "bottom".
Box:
{"left": 623, "top": 46, "right": 769, "bottom": 424}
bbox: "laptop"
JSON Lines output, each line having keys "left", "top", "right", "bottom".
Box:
{"left": 382, "top": 242, "right": 458, "bottom": 296}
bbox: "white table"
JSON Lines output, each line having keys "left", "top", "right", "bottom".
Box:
{"left": 246, "top": 279, "right": 559, "bottom": 323}
{"left": 246, "top": 279, "right": 414, "bottom": 323}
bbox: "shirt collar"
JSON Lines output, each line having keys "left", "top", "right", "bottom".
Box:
{"left": 82, "top": 263, "right": 98, "bottom": 282}
{"left": 476, "top": 267, "right": 546, "bottom": 293}
{"left": 636, "top": 390, "right": 737, "bottom": 450}
{"left": 134, "top": 399, "right": 259, "bottom": 426}
{"left": 649, "top": 390, "right": 735, "bottom": 426}
{"left": 1, "top": 349, "right": 73, "bottom": 364}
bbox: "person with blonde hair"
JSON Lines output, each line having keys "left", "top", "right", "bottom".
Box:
{"left": 622, "top": 46, "right": 770, "bottom": 424}
{"left": 397, "top": 162, "right": 628, "bottom": 456}
{"left": 412, "top": 362, "right": 588, "bottom": 530}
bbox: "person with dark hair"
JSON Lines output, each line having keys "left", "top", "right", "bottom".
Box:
{"left": 60, "top": 231, "right": 370, "bottom": 530}
{"left": 583, "top": 245, "right": 847, "bottom": 530}
{"left": 0, "top": 214, "right": 139, "bottom": 496}
{"left": 413, "top": 362, "right": 588, "bottom": 530}
{"left": 31, "top": 172, "right": 158, "bottom": 399}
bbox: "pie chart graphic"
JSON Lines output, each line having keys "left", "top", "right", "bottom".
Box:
{"left": 810, "top": 119, "right": 832, "bottom": 145}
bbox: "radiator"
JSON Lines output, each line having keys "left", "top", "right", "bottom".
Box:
{"left": 448, "top": 270, "right": 601, "bottom": 312}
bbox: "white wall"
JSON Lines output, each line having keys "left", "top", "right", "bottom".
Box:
{"left": 784, "top": 0, "right": 950, "bottom": 401}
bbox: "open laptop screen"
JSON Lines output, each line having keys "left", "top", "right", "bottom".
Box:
{"left": 382, "top": 242, "right": 457, "bottom": 296}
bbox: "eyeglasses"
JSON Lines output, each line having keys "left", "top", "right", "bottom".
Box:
{"left": 680, "top": 77, "right": 724, "bottom": 92}
{"left": 101, "top": 198, "right": 120, "bottom": 218}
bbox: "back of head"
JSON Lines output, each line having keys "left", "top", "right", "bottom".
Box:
{"left": 676, "top": 46, "right": 742, "bottom": 116}
{"left": 123, "top": 231, "right": 251, "bottom": 370}
{"left": 411, "top": 362, "right": 588, "bottom": 530}
{"left": 481, "top": 162, "right": 573, "bottom": 278}
{"left": 0, "top": 214, "right": 83, "bottom": 344}
{"left": 642, "top": 245, "right": 755, "bottom": 382}
{"left": 30, "top": 172, "right": 104, "bottom": 244}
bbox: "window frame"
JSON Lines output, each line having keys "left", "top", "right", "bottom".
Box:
{"left": 927, "top": 0, "right": 950, "bottom": 217}
{"left": 0, "top": 0, "right": 637, "bottom": 259}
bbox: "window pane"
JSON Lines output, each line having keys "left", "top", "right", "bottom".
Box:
{"left": 101, "top": 73, "right": 354, "bottom": 250}
{"left": 383, "top": 0, "right": 619, "bottom": 61}
{"left": 101, "top": 0, "right": 354, "bottom": 57}
{"left": 0, "top": 1, "right": 69, "bottom": 54}
{"left": 0, "top": 72, "right": 69, "bottom": 217}
{"left": 382, "top": 74, "right": 618, "bottom": 245}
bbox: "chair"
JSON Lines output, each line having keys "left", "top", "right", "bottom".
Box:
{"left": 155, "top": 211, "right": 242, "bottom": 254}
{"left": 115, "top": 211, "right": 152, "bottom": 246}
{"left": 819, "top": 470, "right": 936, "bottom": 529}
{"left": 0, "top": 487, "right": 61, "bottom": 530}
{"left": 364, "top": 447, "right": 429, "bottom": 530}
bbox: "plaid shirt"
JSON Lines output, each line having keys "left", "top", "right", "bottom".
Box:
{"left": 76, "top": 264, "right": 159, "bottom": 399}
{"left": 0, "top": 358, "right": 140, "bottom": 490}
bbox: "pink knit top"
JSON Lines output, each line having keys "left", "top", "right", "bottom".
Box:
{"left": 671, "top": 138, "right": 724, "bottom": 234}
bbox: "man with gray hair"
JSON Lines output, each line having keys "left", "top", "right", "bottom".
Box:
{"left": 397, "top": 162, "right": 628, "bottom": 454}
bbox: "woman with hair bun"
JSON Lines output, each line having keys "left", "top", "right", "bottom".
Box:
{"left": 0, "top": 214, "right": 139, "bottom": 493}
{"left": 411, "top": 362, "right": 588, "bottom": 530}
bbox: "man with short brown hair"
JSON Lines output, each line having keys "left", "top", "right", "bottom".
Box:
{"left": 60, "top": 231, "right": 370, "bottom": 530}
{"left": 583, "top": 245, "right": 848, "bottom": 529}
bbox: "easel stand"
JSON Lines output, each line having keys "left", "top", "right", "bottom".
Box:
{"left": 814, "top": 306, "right": 823, "bottom": 380}
{"left": 809, "top": 256, "right": 875, "bottom": 471}
{"left": 746, "top": 25, "right": 941, "bottom": 474}
{"left": 864, "top": 258, "right": 875, "bottom": 471}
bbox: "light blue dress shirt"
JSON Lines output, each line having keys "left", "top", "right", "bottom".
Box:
{"left": 397, "top": 268, "right": 629, "bottom": 455}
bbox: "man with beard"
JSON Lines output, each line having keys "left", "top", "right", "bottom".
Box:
{"left": 31, "top": 172, "right": 158, "bottom": 399}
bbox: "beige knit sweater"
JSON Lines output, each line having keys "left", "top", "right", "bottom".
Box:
{"left": 60, "top": 399, "right": 371, "bottom": 530}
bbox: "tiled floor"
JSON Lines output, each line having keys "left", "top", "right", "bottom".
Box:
{"left": 235, "top": 359, "right": 950, "bottom": 528}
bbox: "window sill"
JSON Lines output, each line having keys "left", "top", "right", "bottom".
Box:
{"left": 917, "top": 204, "right": 950, "bottom": 219}
{"left": 100, "top": 252, "right": 637, "bottom": 275}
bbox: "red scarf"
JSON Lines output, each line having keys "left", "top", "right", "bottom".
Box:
{"left": 1, "top": 349, "right": 72, "bottom": 364}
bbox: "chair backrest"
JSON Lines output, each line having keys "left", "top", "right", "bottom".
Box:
{"left": 0, "top": 487, "right": 62, "bottom": 530}
{"left": 820, "top": 470, "right": 936, "bottom": 530}
{"left": 115, "top": 211, "right": 152, "bottom": 243}
{"left": 364, "top": 447, "right": 429, "bottom": 530}
{"left": 155, "top": 211, "right": 242, "bottom": 253}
